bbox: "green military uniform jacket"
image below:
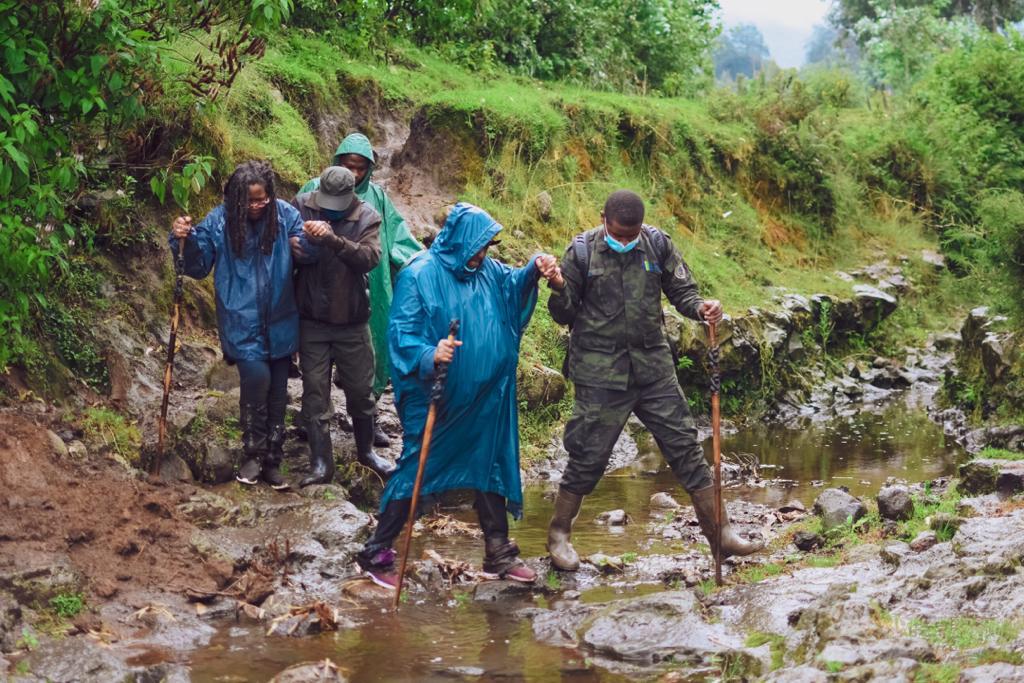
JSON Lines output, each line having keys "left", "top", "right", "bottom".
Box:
{"left": 548, "top": 226, "right": 704, "bottom": 391}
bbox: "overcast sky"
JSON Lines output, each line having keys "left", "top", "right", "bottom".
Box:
{"left": 717, "top": 0, "right": 830, "bottom": 68}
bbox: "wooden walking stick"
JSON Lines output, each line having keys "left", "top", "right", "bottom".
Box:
{"left": 393, "top": 318, "right": 460, "bottom": 609}
{"left": 153, "top": 236, "right": 186, "bottom": 477}
{"left": 707, "top": 320, "right": 724, "bottom": 586}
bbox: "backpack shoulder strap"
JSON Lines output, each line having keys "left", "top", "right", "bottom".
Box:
{"left": 642, "top": 224, "right": 671, "bottom": 269}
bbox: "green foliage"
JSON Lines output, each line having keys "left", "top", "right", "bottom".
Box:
{"left": 0, "top": 0, "right": 285, "bottom": 374}
{"left": 544, "top": 570, "right": 562, "bottom": 591}
{"left": 979, "top": 447, "right": 1024, "bottom": 460}
{"left": 49, "top": 592, "right": 85, "bottom": 620}
{"left": 824, "top": 660, "right": 844, "bottom": 673}
{"left": 16, "top": 627, "right": 38, "bottom": 651}
{"left": 744, "top": 632, "right": 786, "bottom": 670}
{"left": 908, "top": 616, "right": 1021, "bottom": 650}
{"left": 80, "top": 408, "right": 142, "bottom": 464}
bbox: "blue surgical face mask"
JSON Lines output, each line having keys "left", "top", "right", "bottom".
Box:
{"left": 604, "top": 226, "right": 640, "bottom": 253}
{"left": 322, "top": 208, "right": 346, "bottom": 221}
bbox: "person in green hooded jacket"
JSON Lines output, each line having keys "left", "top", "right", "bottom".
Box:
{"left": 300, "top": 133, "right": 423, "bottom": 448}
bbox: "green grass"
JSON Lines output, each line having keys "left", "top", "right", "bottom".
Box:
{"left": 544, "top": 570, "right": 562, "bottom": 591}
{"left": 915, "top": 663, "right": 960, "bottom": 683}
{"left": 745, "top": 632, "right": 786, "bottom": 670}
{"left": 979, "top": 448, "right": 1024, "bottom": 461}
{"left": 48, "top": 593, "right": 84, "bottom": 619}
{"left": 907, "top": 616, "right": 1021, "bottom": 651}
{"left": 79, "top": 408, "right": 142, "bottom": 464}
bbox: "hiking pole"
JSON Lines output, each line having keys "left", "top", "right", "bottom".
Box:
{"left": 153, "top": 236, "right": 186, "bottom": 477}
{"left": 393, "top": 318, "right": 460, "bottom": 609}
{"left": 707, "top": 320, "right": 723, "bottom": 586}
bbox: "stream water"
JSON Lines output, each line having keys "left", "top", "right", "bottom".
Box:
{"left": 186, "top": 404, "right": 965, "bottom": 682}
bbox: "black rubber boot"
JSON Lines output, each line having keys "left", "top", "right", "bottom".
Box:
{"left": 353, "top": 416, "right": 396, "bottom": 480}
{"left": 300, "top": 416, "right": 335, "bottom": 488}
{"left": 237, "top": 402, "right": 268, "bottom": 486}
{"left": 547, "top": 488, "right": 583, "bottom": 571}
{"left": 263, "top": 423, "right": 290, "bottom": 490}
{"left": 372, "top": 417, "right": 391, "bottom": 448}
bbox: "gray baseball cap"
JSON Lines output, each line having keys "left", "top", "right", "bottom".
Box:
{"left": 314, "top": 166, "right": 355, "bottom": 211}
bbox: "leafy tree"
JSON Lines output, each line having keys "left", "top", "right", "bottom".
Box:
{"left": 0, "top": 0, "right": 290, "bottom": 372}
{"left": 714, "top": 23, "right": 770, "bottom": 80}
{"left": 829, "top": 0, "right": 1024, "bottom": 33}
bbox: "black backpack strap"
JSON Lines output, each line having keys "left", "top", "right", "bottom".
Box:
{"left": 642, "top": 224, "right": 671, "bottom": 270}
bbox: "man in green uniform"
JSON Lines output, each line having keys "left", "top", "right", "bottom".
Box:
{"left": 545, "top": 190, "right": 763, "bottom": 571}
{"left": 300, "top": 133, "right": 423, "bottom": 447}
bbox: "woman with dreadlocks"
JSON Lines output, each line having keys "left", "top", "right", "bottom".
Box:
{"left": 170, "top": 160, "right": 314, "bottom": 489}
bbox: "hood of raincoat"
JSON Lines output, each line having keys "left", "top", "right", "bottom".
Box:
{"left": 332, "top": 133, "right": 375, "bottom": 195}
{"left": 431, "top": 203, "right": 501, "bottom": 280}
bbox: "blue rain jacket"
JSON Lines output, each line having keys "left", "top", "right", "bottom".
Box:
{"left": 380, "top": 203, "right": 541, "bottom": 518}
{"left": 169, "top": 200, "right": 311, "bottom": 362}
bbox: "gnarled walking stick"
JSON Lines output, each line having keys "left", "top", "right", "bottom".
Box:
{"left": 153, "top": 237, "right": 186, "bottom": 477}
{"left": 393, "top": 318, "right": 460, "bottom": 609}
{"left": 707, "top": 320, "right": 723, "bottom": 586}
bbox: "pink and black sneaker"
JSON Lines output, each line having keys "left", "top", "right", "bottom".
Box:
{"left": 357, "top": 548, "right": 399, "bottom": 590}
{"left": 482, "top": 539, "right": 537, "bottom": 583}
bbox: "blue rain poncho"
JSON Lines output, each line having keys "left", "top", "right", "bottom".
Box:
{"left": 380, "top": 203, "right": 541, "bottom": 518}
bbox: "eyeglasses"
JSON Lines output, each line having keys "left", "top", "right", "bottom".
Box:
{"left": 248, "top": 197, "right": 271, "bottom": 209}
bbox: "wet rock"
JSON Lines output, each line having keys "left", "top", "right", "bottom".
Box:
{"left": 178, "top": 490, "right": 254, "bottom": 529}
{"left": 960, "top": 459, "right": 1024, "bottom": 496}
{"left": 845, "top": 543, "right": 881, "bottom": 564}
{"left": 440, "top": 665, "right": 486, "bottom": 678}
{"left": 527, "top": 603, "right": 599, "bottom": 648}
{"left": 838, "top": 657, "right": 919, "bottom": 681}
{"left": 813, "top": 488, "right": 867, "bottom": 531}
{"left": 876, "top": 485, "right": 914, "bottom": 521}
{"left": 959, "top": 663, "right": 1024, "bottom": 682}
{"left": 206, "top": 360, "right": 241, "bottom": 392}
{"left": 921, "top": 249, "right": 945, "bottom": 270}
{"left": 981, "top": 332, "right": 1015, "bottom": 381}
{"left": 0, "top": 592, "right": 23, "bottom": 651}
{"left": 852, "top": 284, "right": 898, "bottom": 331}
{"left": 67, "top": 440, "right": 88, "bottom": 459}
{"left": 879, "top": 541, "right": 912, "bottom": 566}
{"left": 964, "top": 426, "right": 1024, "bottom": 454}
{"left": 157, "top": 453, "right": 194, "bottom": 482}
{"left": 928, "top": 512, "right": 963, "bottom": 534}
{"left": 594, "top": 509, "right": 630, "bottom": 526}
{"left": 816, "top": 638, "right": 933, "bottom": 668}
{"left": 309, "top": 501, "right": 372, "bottom": 549}
{"left": 517, "top": 364, "right": 567, "bottom": 409}
{"left": 0, "top": 558, "right": 85, "bottom": 606}
{"left": 793, "top": 531, "right": 823, "bottom": 552}
{"left": 195, "top": 442, "right": 236, "bottom": 484}
{"left": 270, "top": 658, "right": 348, "bottom": 682}
{"left": 46, "top": 430, "right": 68, "bottom": 458}
{"left": 587, "top": 553, "right": 626, "bottom": 574}
{"left": 473, "top": 580, "right": 535, "bottom": 602}
{"left": 22, "top": 635, "right": 134, "bottom": 682}
{"left": 298, "top": 484, "right": 348, "bottom": 501}
{"left": 581, "top": 591, "right": 741, "bottom": 662}
{"left": 761, "top": 666, "right": 828, "bottom": 683}
{"left": 650, "top": 492, "right": 681, "bottom": 509}
{"left": 910, "top": 531, "right": 937, "bottom": 552}
{"left": 205, "top": 388, "right": 241, "bottom": 423}
{"left": 534, "top": 191, "right": 553, "bottom": 222}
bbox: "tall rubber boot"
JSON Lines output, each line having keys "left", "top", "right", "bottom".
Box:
{"left": 353, "top": 416, "right": 396, "bottom": 480}
{"left": 237, "top": 402, "right": 268, "bottom": 486}
{"left": 263, "top": 423, "right": 290, "bottom": 490}
{"left": 372, "top": 415, "right": 391, "bottom": 448}
{"left": 690, "top": 485, "right": 765, "bottom": 558}
{"left": 300, "top": 415, "right": 335, "bottom": 488}
{"left": 547, "top": 489, "right": 583, "bottom": 571}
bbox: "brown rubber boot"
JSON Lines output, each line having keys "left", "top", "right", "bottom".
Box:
{"left": 547, "top": 489, "right": 583, "bottom": 571}
{"left": 690, "top": 485, "right": 764, "bottom": 558}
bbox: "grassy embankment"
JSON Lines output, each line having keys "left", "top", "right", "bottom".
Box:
{"left": 47, "top": 32, "right": 985, "bottom": 461}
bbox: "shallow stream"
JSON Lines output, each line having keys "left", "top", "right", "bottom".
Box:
{"left": 187, "top": 404, "right": 964, "bottom": 682}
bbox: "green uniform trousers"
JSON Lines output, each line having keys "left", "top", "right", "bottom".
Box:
{"left": 561, "top": 374, "right": 713, "bottom": 495}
